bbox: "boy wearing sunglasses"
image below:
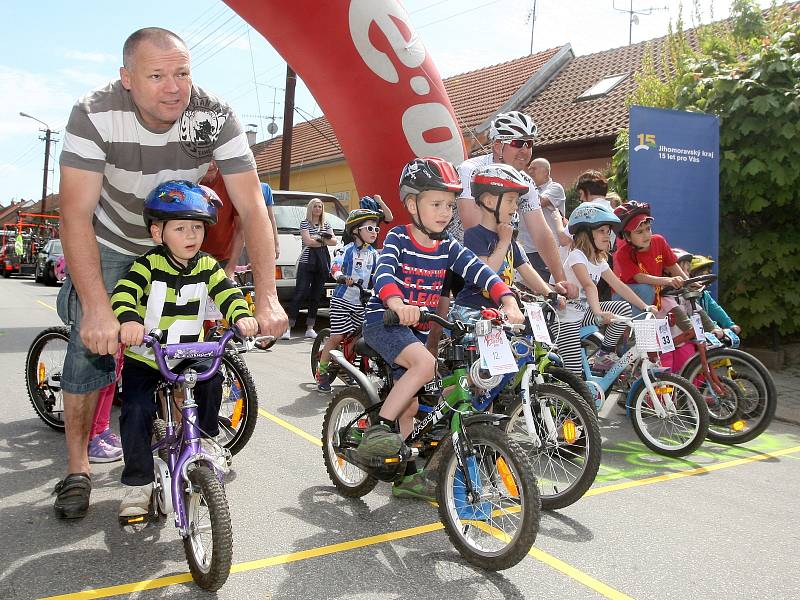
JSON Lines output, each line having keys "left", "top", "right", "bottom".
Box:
{"left": 314, "top": 208, "right": 382, "bottom": 392}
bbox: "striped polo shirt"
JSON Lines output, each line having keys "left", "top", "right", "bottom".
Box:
{"left": 60, "top": 80, "right": 255, "bottom": 256}
{"left": 110, "top": 245, "right": 251, "bottom": 368}
{"left": 365, "top": 225, "right": 513, "bottom": 330}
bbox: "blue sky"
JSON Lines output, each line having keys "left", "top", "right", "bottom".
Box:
{"left": 0, "top": 0, "right": 774, "bottom": 205}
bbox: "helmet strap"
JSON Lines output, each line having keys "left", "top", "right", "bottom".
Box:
{"left": 476, "top": 193, "right": 504, "bottom": 225}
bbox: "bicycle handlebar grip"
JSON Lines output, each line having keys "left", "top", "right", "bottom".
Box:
{"left": 383, "top": 309, "right": 400, "bottom": 326}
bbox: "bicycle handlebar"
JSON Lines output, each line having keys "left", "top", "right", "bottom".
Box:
{"left": 141, "top": 328, "right": 238, "bottom": 384}
{"left": 660, "top": 273, "right": 717, "bottom": 297}
{"left": 383, "top": 307, "right": 524, "bottom": 334}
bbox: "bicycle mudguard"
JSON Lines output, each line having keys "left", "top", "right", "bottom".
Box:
{"left": 462, "top": 413, "right": 510, "bottom": 427}
{"left": 329, "top": 349, "right": 380, "bottom": 406}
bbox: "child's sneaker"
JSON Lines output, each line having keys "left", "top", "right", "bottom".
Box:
{"left": 392, "top": 470, "right": 437, "bottom": 501}
{"left": 98, "top": 428, "right": 122, "bottom": 449}
{"left": 281, "top": 328, "right": 291, "bottom": 340}
{"left": 305, "top": 328, "right": 318, "bottom": 340}
{"left": 88, "top": 435, "right": 123, "bottom": 463}
{"left": 119, "top": 483, "right": 153, "bottom": 518}
{"left": 316, "top": 371, "right": 332, "bottom": 393}
{"left": 592, "top": 350, "right": 619, "bottom": 372}
{"left": 356, "top": 423, "right": 403, "bottom": 462}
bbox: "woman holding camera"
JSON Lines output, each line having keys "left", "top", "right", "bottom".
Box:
{"left": 283, "top": 198, "right": 338, "bottom": 339}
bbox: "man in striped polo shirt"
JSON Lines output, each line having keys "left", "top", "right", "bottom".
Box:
{"left": 53, "top": 27, "right": 286, "bottom": 520}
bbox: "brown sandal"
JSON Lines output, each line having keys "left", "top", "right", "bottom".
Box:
{"left": 53, "top": 472, "right": 91, "bottom": 519}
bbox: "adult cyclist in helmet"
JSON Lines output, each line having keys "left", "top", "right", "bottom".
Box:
{"left": 357, "top": 157, "right": 524, "bottom": 500}
{"left": 110, "top": 180, "right": 258, "bottom": 521}
{"left": 430, "top": 111, "right": 574, "bottom": 348}
{"left": 314, "top": 208, "right": 382, "bottom": 392}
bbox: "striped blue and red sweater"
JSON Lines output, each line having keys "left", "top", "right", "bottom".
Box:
{"left": 365, "top": 225, "right": 512, "bottom": 329}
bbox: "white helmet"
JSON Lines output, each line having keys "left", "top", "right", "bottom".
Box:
{"left": 489, "top": 111, "right": 538, "bottom": 141}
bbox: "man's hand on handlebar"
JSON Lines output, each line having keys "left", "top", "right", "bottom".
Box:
{"left": 556, "top": 280, "right": 579, "bottom": 299}
{"left": 666, "top": 275, "right": 685, "bottom": 289}
{"left": 120, "top": 321, "right": 145, "bottom": 347}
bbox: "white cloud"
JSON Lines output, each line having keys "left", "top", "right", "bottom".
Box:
{"left": 0, "top": 66, "right": 74, "bottom": 136}
{"left": 58, "top": 68, "right": 112, "bottom": 89}
{"left": 63, "top": 50, "right": 117, "bottom": 63}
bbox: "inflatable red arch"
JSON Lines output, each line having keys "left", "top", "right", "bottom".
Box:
{"left": 224, "top": 0, "right": 465, "bottom": 221}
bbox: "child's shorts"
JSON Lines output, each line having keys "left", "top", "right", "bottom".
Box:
{"left": 362, "top": 320, "right": 426, "bottom": 379}
{"left": 329, "top": 296, "right": 365, "bottom": 335}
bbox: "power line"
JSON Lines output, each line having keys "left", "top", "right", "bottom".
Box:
{"left": 417, "top": 0, "right": 505, "bottom": 29}
{"left": 180, "top": 1, "right": 227, "bottom": 43}
{"left": 188, "top": 13, "right": 239, "bottom": 50}
{"left": 193, "top": 26, "right": 249, "bottom": 68}
{"left": 293, "top": 105, "right": 342, "bottom": 153}
{"left": 191, "top": 22, "right": 247, "bottom": 63}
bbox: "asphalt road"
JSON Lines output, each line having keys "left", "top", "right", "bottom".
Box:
{"left": 1, "top": 275, "right": 799, "bottom": 600}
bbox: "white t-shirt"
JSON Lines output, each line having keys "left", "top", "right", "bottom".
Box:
{"left": 560, "top": 248, "right": 609, "bottom": 322}
{"left": 447, "top": 153, "right": 540, "bottom": 243}
{"left": 518, "top": 178, "right": 566, "bottom": 253}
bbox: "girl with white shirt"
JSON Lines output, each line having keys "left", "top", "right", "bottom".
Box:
{"left": 556, "top": 204, "right": 656, "bottom": 375}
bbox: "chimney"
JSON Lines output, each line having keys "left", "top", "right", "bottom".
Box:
{"left": 245, "top": 124, "right": 258, "bottom": 147}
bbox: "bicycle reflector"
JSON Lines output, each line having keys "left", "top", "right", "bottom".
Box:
{"left": 496, "top": 457, "right": 519, "bottom": 497}
{"left": 731, "top": 420, "right": 746, "bottom": 432}
{"left": 561, "top": 418, "right": 578, "bottom": 444}
{"left": 38, "top": 362, "right": 46, "bottom": 385}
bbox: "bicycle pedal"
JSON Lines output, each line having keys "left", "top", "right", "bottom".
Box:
{"left": 118, "top": 513, "right": 151, "bottom": 531}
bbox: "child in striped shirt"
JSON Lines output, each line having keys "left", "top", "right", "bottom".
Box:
{"left": 358, "top": 157, "right": 524, "bottom": 499}
{"left": 110, "top": 180, "right": 258, "bottom": 521}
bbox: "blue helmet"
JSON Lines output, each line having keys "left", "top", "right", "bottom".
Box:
{"left": 359, "top": 195, "right": 380, "bottom": 212}
{"left": 144, "top": 180, "right": 221, "bottom": 227}
{"left": 567, "top": 203, "right": 621, "bottom": 235}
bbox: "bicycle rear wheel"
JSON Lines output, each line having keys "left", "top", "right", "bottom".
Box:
{"left": 25, "top": 326, "right": 70, "bottom": 431}
{"left": 437, "top": 424, "right": 540, "bottom": 571}
{"left": 504, "top": 383, "right": 600, "bottom": 510}
{"left": 682, "top": 348, "right": 776, "bottom": 444}
{"left": 217, "top": 352, "right": 258, "bottom": 455}
{"left": 631, "top": 372, "right": 709, "bottom": 457}
{"left": 182, "top": 466, "right": 233, "bottom": 591}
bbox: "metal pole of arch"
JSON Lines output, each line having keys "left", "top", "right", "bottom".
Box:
{"left": 279, "top": 65, "right": 296, "bottom": 190}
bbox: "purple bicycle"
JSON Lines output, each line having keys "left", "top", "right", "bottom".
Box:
{"left": 125, "top": 327, "right": 248, "bottom": 591}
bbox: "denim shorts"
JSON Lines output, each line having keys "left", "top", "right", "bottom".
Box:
{"left": 362, "top": 320, "right": 426, "bottom": 379}
{"left": 57, "top": 244, "right": 136, "bottom": 394}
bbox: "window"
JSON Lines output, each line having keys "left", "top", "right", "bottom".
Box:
{"left": 577, "top": 73, "right": 628, "bottom": 101}
{"left": 332, "top": 191, "right": 350, "bottom": 205}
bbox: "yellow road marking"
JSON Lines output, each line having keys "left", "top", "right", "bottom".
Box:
{"left": 257, "top": 407, "right": 322, "bottom": 447}
{"left": 37, "top": 300, "right": 56, "bottom": 312}
{"left": 529, "top": 547, "right": 635, "bottom": 600}
{"left": 39, "top": 522, "right": 444, "bottom": 600}
{"left": 584, "top": 444, "right": 800, "bottom": 497}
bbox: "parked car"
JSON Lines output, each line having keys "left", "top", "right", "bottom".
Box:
{"left": 35, "top": 238, "right": 63, "bottom": 285}
{"left": 270, "top": 191, "right": 347, "bottom": 306}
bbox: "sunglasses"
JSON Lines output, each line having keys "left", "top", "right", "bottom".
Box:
{"left": 505, "top": 139, "right": 533, "bottom": 149}
{"left": 358, "top": 225, "right": 380, "bottom": 233}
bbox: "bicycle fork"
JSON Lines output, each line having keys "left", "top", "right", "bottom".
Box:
{"left": 518, "top": 366, "right": 550, "bottom": 448}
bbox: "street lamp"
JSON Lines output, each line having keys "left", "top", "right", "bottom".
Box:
{"left": 19, "top": 111, "right": 58, "bottom": 214}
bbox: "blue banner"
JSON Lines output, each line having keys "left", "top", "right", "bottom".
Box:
{"left": 628, "top": 106, "right": 719, "bottom": 291}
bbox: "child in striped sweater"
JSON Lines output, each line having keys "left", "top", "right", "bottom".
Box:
{"left": 358, "top": 157, "right": 523, "bottom": 499}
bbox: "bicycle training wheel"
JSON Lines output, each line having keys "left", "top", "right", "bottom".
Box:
{"left": 322, "top": 387, "right": 378, "bottom": 497}
{"left": 504, "top": 383, "right": 600, "bottom": 510}
{"left": 25, "top": 326, "right": 70, "bottom": 431}
{"left": 437, "top": 423, "right": 540, "bottom": 571}
{"left": 682, "top": 348, "right": 776, "bottom": 444}
{"left": 217, "top": 351, "right": 258, "bottom": 455}
{"left": 630, "top": 372, "right": 709, "bottom": 457}
{"left": 182, "top": 466, "right": 233, "bottom": 591}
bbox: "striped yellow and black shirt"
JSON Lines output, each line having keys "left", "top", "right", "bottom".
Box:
{"left": 111, "top": 246, "right": 251, "bottom": 369}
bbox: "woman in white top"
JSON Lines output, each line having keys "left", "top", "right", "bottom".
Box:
{"left": 556, "top": 204, "right": 655, "bottom": 375}
{"left": 283, "top": 198, "right": 338, "bottom": 339}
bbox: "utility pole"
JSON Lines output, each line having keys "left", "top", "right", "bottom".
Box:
{"left": 279, "top": 65, "right": 297, "bottom": 190}
{"left": 20, "top": 112, "right": 58, "bottom": 214}
{"left": 527, "top": 0, "right": 537, "bottom": 54}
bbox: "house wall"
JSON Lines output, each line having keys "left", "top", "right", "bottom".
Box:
{"left": 549, "top": 156, "right": 612, "bottom": 191}
{"left": 262, "top": 162, "right": 359, "bottom": 210}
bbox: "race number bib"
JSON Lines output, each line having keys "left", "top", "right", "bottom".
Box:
{"left": 655, "top": 319, "right": 675, "bottom": 352}
{"left": 477, "top": 327, "right": 518, "bottom": 376}
{"left": 204, "top": 298, "right": 224, "bottom": 320}
{"left": 523, "top": 302, "right": 552, "bottom": 345}
{"left": 690, "top": 314, "right": 705, "bottom": 340}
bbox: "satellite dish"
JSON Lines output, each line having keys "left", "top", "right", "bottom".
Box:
{"left": 632, "top": 14, "right": 640, "bottom": 25}
{"left": 267, "top": 121, "right": 279, "bottom": 135}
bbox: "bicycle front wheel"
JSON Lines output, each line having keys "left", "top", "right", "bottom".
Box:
{"left": 25, "top": 326, "right": 70, "bottom": 432}
{"left": 182, "top": 466, "right": 233, "bottom": 591}
{"left": 631, "top": 372, "right": 709, "bottom": 457}
{"left": 437, "top": 424, "right": 540, "bottom": 571}
{"left": 217, "top": 352, "right": 258, "bottom": 455}
{"left": 682, "top": 348, "right": 776, "bottom": 444}
{"left": 504, "top": 384, "right": 600, "bottom": 510}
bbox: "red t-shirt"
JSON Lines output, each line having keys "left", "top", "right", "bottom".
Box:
{"left": 613, "top": 234, "right": 677, "bottom": 283}
{"left": 200, "top": 174, "right": 239, "bottom": 262}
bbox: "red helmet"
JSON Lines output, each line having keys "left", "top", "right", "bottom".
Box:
{"left": 614, "top": 201, "right": 652, "bottom": 232}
